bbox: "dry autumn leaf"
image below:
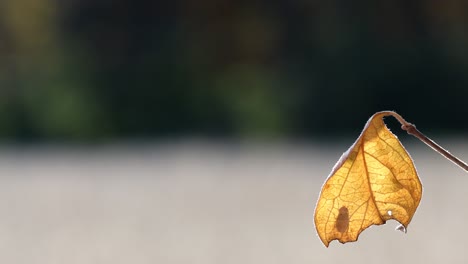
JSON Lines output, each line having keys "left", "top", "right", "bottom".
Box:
{"left": 314, "top": 111, "right": 423, "bottom": 247}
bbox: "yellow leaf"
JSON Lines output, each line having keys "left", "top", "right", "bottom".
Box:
{"left": 314, "top": 111, "right": 423, "bottom": 247}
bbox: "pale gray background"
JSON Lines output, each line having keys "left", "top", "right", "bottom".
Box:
{"left": 0, "top": 138, "right": 466, "bottom": 263}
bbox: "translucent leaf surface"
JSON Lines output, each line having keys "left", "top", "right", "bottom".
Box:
{"left": 314, "top": 112, "right": 423, "bottom": 247}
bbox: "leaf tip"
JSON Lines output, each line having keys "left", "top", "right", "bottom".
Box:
{"left": 317, "top": 234, "right": 330, "bottom": 247}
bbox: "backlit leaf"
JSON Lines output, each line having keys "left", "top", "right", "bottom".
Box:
{"left": 314, "top": 111, "right": 423, "bottom": 247}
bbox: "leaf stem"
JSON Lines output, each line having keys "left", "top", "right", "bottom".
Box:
{"left": 384, "top": 111, "right": 468, "bottom": 173}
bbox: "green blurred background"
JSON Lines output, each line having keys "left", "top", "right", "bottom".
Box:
{"left": 0, "top": 0, "right": 467, "bottom": 142}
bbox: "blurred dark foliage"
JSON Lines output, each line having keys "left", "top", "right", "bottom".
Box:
{"left": 0, "top": 0, "right": 467, "bottom": 141}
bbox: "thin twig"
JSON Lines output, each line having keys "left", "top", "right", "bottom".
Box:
{"left": 384, "top": 111, "right": 468, "bottom": 173}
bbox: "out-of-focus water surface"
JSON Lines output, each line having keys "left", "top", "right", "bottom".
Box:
{"left": 0, "top": 139, "right": 466, "bottom": 264}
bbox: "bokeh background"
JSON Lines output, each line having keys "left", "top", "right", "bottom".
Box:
{"left": 0, "top": 1, "right": 467, "bottom": 263}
